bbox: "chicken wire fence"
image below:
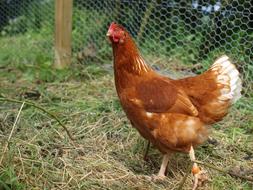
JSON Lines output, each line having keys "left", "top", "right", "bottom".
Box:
{"left": 0, "top": 0, "right": 55, "bottom": 62}
{"left": 0, "top": 0, "right": 252, "bottom": 95}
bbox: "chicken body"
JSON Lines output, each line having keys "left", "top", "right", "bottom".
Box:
{"left": 107, "top": 22, "right": 242, "bottom": 189}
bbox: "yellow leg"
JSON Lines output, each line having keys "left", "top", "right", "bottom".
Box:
{"left": 152, "top": 153, "right": 170, "bottom": 181}
{"left": 189, "top": 146, "right": 208, "bottom": 190}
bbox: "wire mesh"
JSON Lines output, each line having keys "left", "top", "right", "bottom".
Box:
{"left": 0, "top": 0, "right": 54, "bottom": 61}
{"left": 73, "top": 0, "right": 253, "bottom": 95}
{"left": 0, "top": 0, "right": 252, "bottom": 95}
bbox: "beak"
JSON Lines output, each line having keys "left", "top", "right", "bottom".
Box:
{"left": 106, "top": 31, "right": 112, "bottom": 43}
{"left": 106, "top": 29, "right": 113, "bottom": 37}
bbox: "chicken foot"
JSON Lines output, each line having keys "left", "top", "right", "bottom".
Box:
{"left": 152, "top": 153, "right": 170, "bottom": 181}
{"left": 189, "top": 146, "right": 208, "bottom": 190}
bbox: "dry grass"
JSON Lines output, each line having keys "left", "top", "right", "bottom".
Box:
{"left": 0, "top": 59, "right": 253, "bottom": 190}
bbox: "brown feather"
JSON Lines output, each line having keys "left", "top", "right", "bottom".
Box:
{"left": 173, "top": 69, "right": 231, "bottom": 124}
{"left": 108, "top": 23, "right": 241, "bottom": 154}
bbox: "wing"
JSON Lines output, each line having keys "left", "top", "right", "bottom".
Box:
{"left": 173, "top": 55, "right": 242, "bottom": 124}
{"left": 135, "top": 78, "right": 198, "bottom": 116}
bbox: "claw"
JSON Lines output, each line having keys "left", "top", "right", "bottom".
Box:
{"left": 151, "top": 174, "right": 166, "bottom": 182}
{"left": 189, "top": 146, "right": 209, "bottom": 190}
{"left": 192, "top": 169, "right": 208, "bottom": 190}
{"left": 148, "top": 153, "right": 170, "bottom": 182}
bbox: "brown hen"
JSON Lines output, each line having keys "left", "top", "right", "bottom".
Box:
{"left": 107, "top": 22, "right": 242, "bottom": 189}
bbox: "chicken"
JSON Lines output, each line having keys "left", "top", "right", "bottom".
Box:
{"left": 107, "top": 22, "right": 242, "bottom": 189}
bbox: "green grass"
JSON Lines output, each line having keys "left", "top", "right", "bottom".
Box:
{"left": 0, "top": 166, "right": 26, "bottom": 190}
{"left": 0, "top": 31, "right": 253, "bottom": 190}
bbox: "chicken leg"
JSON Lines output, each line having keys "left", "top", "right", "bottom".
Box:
{"left": 189, "top": 146, "right": 208, "bottom": 190}
{"left": 143, "top": 141, "right": 150, "bottom": 161}
{"left": 152, "top": 153, "right": 170, "bottom": 181}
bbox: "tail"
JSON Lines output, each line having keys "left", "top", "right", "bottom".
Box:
{"left": 173, "top": 55, "right": 242, "bottom": 124}
{"left": 211, "top": 55, "right": 242, "bottom": 104}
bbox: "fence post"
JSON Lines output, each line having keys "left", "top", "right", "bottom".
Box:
{"left": 54, "top": 0, "right": 73, "bottom": 69}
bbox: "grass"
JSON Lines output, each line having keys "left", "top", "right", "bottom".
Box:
{"left": 0, "top": 33, "right": 253, "bottom": 190}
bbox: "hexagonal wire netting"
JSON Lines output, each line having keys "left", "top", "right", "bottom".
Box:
{"left": 0, "top": 0, "right": 252, "bottom": 96}
{"left": 0, "top": 0, "right": 54, "bottom": 60}
{"left": 73, "top": 0, "right": 253, "bottom": 93}
{"left": 73, "top": 0, "right": 253, "bottom": 96}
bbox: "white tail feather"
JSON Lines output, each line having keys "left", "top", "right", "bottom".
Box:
{"left": 211, "top": 55, "right": 242, "bottom": 104}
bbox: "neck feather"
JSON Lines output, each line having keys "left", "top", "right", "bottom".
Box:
{"left": 131, "top": 56, "right": 150, "bottom": 74}
{"left": 112, "top": 37, "right": 151, "bottom": 75}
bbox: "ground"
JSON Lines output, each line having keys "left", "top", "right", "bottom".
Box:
{"left": 0, "top": 39, "right": 253, "bottom": 189}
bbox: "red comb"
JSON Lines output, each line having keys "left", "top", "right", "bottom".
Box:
{"left": 109, "top": 22, "right": 118, "bottom": 30}
{"left": 107, "top": 22, "right": 118, "bottom": 37}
